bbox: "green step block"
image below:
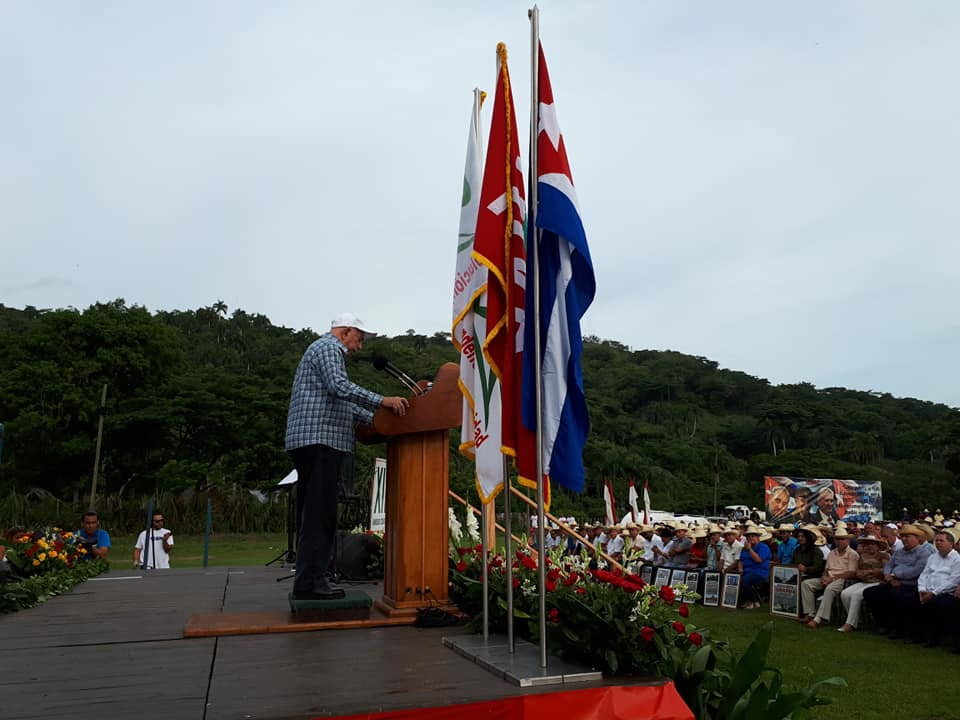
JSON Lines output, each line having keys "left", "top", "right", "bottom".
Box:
{"left": 288, "top": 590, "right": 372, "bottom": 622}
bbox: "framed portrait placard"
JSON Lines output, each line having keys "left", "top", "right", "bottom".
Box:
{"left": 702, "top": 571, "right": 721, "bottom": 607}
{"left": 640, "top": 565, "right": 653, "bottom": 585}
{"left": 670, "top": 569, "right": 687, "bottom": 588}
{"left": 721, "top": 573, "right": 741, "bottom": 609}
{"left": 769, "top": 564, "right": 800, "bottom": 618}
{"left": 655, "top": 567, "right": 672, "bottom": 588}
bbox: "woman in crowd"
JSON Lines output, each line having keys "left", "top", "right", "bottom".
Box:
{"left": 837, "top": 535, "right": 890, "bottom": 632}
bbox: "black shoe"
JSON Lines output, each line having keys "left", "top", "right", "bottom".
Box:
{"left": 294, "top": 588, "right": 345, "bottom": 601}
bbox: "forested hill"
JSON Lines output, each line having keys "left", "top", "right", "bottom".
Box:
{"left": 1, "top": 300, "right": 959, "bottom": 519}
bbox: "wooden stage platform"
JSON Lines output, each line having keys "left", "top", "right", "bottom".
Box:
{"left": 0, "top": 565, "right": 666, "bottom": 720}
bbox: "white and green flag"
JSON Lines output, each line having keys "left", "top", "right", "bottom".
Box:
{"left": 452, "top": 89, "right": 503, "bottom": 504}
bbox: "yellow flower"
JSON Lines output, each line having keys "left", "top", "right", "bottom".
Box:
{"left": 63, "top": 532, "right": 73, "bottom": 539}
{"left": 38, "top": 552, "right": 46, "bottom": 561}
{"left": 32, "top": 559, "right": 40, "bottom": 567}
{"left": 18, "top": 536, "right": 30, "bottom": 543}
{"left": 79, "top": 546, "right": 87, "bottom": 554}
{"left": 38, "top": 540, "right": 49, "bottom": 550}
{"left": 49, "top": 550, "right": 58, "bottom": 558}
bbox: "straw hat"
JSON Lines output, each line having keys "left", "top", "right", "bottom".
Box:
{"left": 690, "top": 527, "right": 708, "bottom": 539}
{"left": 832, "top": 527, "right": 853, "bottom": 539}
{"left": 743, "top": 524, "right": 763, "bottom": 536}
{"left": 856, "top": 535, "right": 888, "bottom": 550}
{"left": 899, "top": 524, "right": 927, "bottom": 539}
{"left": 620, "top": 527, "right": 632, "bottom": 537}
{"left": 708, "top": 524, "right": 724, "bottom": 535}
{"left": 918, "top": 524, "right": 937, "bottom": 542}
{"left": 776, "top": 522, "right": 795, "bottom": 532}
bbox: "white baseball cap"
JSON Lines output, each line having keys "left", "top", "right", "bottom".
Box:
{"left": 330, "top": 312, "right": 375, "bottom": 335}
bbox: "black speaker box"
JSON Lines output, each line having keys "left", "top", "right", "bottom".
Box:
{"left": 334, "top": 532, "right": 379, "bottom": 579}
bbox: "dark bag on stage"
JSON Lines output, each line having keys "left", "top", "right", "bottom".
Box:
{"left": 414, "top": 606, "right": 460, "bottom": 628}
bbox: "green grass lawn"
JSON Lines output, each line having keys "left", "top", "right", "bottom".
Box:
{"left": 109, "top": 532, "right": 289, "bottom": 568}
{"left": 690, "top": 606, "right": 960, "bottom": 720}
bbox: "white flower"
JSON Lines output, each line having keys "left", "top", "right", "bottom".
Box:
{"left": 448, "top": 507, "right": 463, "bottom": 551}
{"left": 465, "top": 508, "right": 480, "bottom": 543}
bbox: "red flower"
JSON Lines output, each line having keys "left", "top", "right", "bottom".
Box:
{"left": 672, "top": 621, "right": 686, "bottom": 634}
{"left": 563, "top": 573, "right": 579, "bottom": 586}
{"left": 626, "top": 573, "right": 646, "bottom": 588}
{"left": 547, "top": 568, "right": 561, "bottom": 581}
{"left": 521, "top": 555, "right": 537, "bottom": 570}
{"left": 512, "top": 577, "right": 521, "bottom": 589}
{"left": 689, "top": 632, "right": 703, "bottom": 647}
{"left": 545, "top": 579, "right": 557, "bottom": 593}
{"left": 474, "top": 544, "right": 483, "bottom": 554}
{"left": 592, "top": 569, "right": 616, "bottom": 584}
{"left": 548, "top": 608, "right": 560, "bottom": 623}
{"left": 491, "top": 556, "right": 503, "bottom": 568}
{"left": 678, "top": 603, "right": 689, "bottom": 618}
{"left": 641, "top": 626, "right": 656, "bottom": 642}
{"left": 575, "top": 587, "right": 586, "bottom": 595}
{"left": 455, "top": 561, "right": 467, "bottom": 572}
{"left": 457, "top": 547, "right": 469, "bottom": 557}
{"left": 659, "top": 586, "right": 676, "bottom": 603}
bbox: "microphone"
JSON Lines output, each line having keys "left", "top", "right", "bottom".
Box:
{"left": 372, "top": 355, "right": 424, "bottom": 396}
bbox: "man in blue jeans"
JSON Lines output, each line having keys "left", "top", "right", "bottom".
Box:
{"left": 285, "top": 312, "right": 408, "bottom": 601}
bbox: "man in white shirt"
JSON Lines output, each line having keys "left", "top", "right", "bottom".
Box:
{"left": 605, "top": 527, "right": 625, "bottom": 560}
{"left": 134, "top": 512, "right": 174, "bottom": 569}
{"left": 916, "top": 530, "right": 960, "bottom": 646}
{"left": 719, "top": 528, "right": 744, "bottom": 573}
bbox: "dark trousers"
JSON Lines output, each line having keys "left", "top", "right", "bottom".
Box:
{"left": 289, "top": 444, "right": 347, "bottom": 594}
{"left": 863, "top": 582, "right": 918, "bottom": 634}
{"left": 923, "top": 594, "right": 960, "bottom": 647}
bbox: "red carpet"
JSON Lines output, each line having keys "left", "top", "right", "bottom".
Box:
{"left": 327, "top": 683, "right": 693, "bottom": 720}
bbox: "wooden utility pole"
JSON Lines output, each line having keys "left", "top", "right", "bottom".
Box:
{"left": 89, "top": 384, "right": 107, "bottom": 509}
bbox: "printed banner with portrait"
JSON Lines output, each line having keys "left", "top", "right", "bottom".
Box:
{"left": 764, "top": 475, "right": 882, "bottom": 524}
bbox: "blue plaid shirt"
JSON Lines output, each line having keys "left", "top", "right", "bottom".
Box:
{"left": 285, "top": 333, "right": 383, "bottom": 453}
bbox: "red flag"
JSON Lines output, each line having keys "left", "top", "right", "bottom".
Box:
{"left": 472, "top": 43, "right": 548, "bottom": 507}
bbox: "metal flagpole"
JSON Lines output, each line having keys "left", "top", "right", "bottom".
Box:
{"left": 503, "top": 456, "right": 514, "bottom": 651}
{"left": 528, "top": 3, "right": 547, "bottom": 669}
{"left": 481, "top": 501, "right": 490, "bottom": 641}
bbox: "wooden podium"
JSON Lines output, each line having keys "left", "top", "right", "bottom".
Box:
{"left": 360, "top": 362, "right": 460, "bottom": 619}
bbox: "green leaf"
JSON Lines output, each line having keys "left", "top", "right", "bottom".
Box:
{"left": 605, "top": 649, "right": 618, "bottom": 674}
{"left": 690, "top": 645, "right": 713, "bottom": 676}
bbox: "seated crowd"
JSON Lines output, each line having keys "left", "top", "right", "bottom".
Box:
{"left": 532, "top": 513, "right": 960, "bottom": 653}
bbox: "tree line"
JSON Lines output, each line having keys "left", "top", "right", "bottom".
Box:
{"left": 1, "top": 300, "right": 959, "bottom": 525}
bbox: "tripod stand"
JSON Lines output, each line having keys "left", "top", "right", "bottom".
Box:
{"left": 266, "top": 483, "right": 297, "bottom": 567}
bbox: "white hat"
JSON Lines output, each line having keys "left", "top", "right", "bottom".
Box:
{"left": 331, "top": 312, "right": 375, "bottom": 335}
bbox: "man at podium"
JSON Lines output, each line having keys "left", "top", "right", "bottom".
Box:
{"left": 284, "top": 312, "right": 408, "bottom": 601}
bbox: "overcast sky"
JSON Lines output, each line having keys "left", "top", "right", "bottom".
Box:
{"left": 2, "top": 2, "right": 958, "bottom": 408}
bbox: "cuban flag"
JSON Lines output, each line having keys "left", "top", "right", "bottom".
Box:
{"left": 522, "top": 43, "right": 596, "bottom": 494}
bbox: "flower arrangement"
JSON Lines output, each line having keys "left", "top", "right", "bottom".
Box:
{"left": 6, "top": 528, "right": 89, "bottom": 576}
{"left": 449, "top": 543, "right": 845, "bottom": 719}
{"left": 449, "top": 543, "right": 702, "bottom": 675}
